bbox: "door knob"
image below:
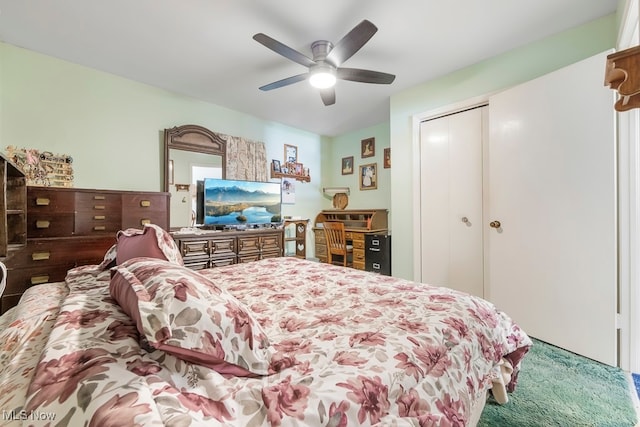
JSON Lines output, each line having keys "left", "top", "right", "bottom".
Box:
{"left": 489, "top": 220, "right": 501, "bottom": 229}
{"left": 461, "top": 217, "right": 469, "bottom": 223}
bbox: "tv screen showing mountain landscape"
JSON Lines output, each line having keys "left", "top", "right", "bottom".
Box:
{"left": 203, "top": 178, "right": 281, "bottom": 226}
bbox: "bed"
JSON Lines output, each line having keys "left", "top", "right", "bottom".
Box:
{"left": 0, "top": 226, "right": 531, "bottom": 426}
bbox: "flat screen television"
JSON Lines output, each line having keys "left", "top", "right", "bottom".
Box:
{"left": 200, "top": 178, "right": 281, "bottom": 227}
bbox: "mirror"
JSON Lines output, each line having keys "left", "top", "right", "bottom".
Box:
{"left": 164, "top": 125, "right": 226, "bottom": 229}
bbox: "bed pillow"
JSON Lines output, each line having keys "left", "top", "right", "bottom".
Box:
{"left": 109, "top": 257, "right": 272, "bottom": 376}
{"left": 115, "top": 224, "right": 184, "bottom": 266}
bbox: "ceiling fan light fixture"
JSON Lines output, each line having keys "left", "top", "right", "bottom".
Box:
{"left": 309, "top": 65, "right": 336, "bottom": 89}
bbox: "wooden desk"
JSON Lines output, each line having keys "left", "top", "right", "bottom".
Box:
{"left": 313, "top": 209, "right": 388, "bottom": 271}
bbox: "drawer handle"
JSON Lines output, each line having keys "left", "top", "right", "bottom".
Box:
{"left": 94, "top": 215, "right": 105, "bottom": 220}
{"left": 94, "top": 205, "right": 105, "bottom": 210}
{"left": 31, "top": 275, "right": 49, "bottom": 285}
{"left": 94, "top": 195, "right": 106, "bottom": 200}
{"left": 32, "top": 251, "right": 51, "bottom": 261}
{"left": 93, "top": 225, "right": 106, "bottom": 231}
{"left": 373, "top": 263, "right": 381, "bottom": 269}
{"left": 36, "top": 220, "right": 50, "bottom": 229}
{"left": 140, "top": 219, "right": 151, "bottom": 225}
{"left": 369, "top": 248, "right": 381, "bottom": 252}
{"left": 140, "top": 200, "right": 151, "bottom": 207}
{"left": 36, "top": 197, "right": 51, "bottom": 206}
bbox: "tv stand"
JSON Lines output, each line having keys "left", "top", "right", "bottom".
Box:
{"left": 172, "top": 228, "right": 284, "bottom": 270}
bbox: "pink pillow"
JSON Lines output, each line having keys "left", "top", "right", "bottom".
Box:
{"left": 109, "top": 257, "right": 272, "bottom": 376}
{"left": 115, "top": 224, "right": 183, "bottom": 266}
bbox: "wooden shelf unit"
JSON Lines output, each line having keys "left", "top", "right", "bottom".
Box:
{"left": 605, "top": 45, "right": 640, "bottom": 111}
{"left": 313, "top": 209, "right": 388, "bottom": 270}
{"left": 270, "top": 168, "right": 311, "bottom": 183}
{"left": 284, "top": 219, "right": 308, "bottom": 258}
{"left": 0, "top": 153, "right": 27, "bottom": 257}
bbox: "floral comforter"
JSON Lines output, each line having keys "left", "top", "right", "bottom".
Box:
{"left": 0, "top": 257, "right": 530, "bottom": 426}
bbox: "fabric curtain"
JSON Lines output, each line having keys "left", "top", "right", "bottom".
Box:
{"left": 225, "top": 136, "right": 267, "bottom": 182}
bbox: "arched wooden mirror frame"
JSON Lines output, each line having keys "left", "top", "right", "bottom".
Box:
{"left": 163, "top": 124, "right": 227, "bottom": 193}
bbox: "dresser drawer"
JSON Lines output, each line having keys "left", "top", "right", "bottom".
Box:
{"left": 122, "top": 193, "right": 168, "bottom": 229}
{"left": 261, "top": 234, "right": 283, "bottom": 253}
{"left": 27, "top": 188, "right": 75, "bottom": 213}
{"left": 27, "top": 213, "right": 75, "bottom": 238}
{"left": 210, "top": 237, "right": 236, "bottom": 257}
{"left": 6, "top": 264, "right": 72, "bottom": 294}
{"left": 261, "top": 250, "right": 282, "bottom": 259}
{"left": 353, "top": 261, "right": 365, "bottom": 270}
{"left": 179, "top": 239, "right": 210, "bottom": 259}
{"left": 353, "top": 248, "right": 366, "bottom": 263}
{"left": 6, "top": 237, "right": 115, "bottom": 269}
{"left": 238, "top": 253, "right": 261, "bottom": 263}
{"left": 352, "top": 239, "right": 365, "bottom": 249}
{"left": 209, "top": 256, "right": 237, "bottom": 268}
{"left": 122, "top": 212, "right": 168, "bottom": 229}
{"left": 237, "top": 236, "right": 260, "bottom": 255}
{"left": 74, "top": 216, "right": 121, "bottom": 235}
{"left": 75, "top": 192, "right": 122, "bottom": 212}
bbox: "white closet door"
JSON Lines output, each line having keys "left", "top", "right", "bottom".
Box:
{"left": 488, "top": 51, "right": 616, "bottom": 365}
{"left": 420, "top": 106, "right": 485, "bottom": 297}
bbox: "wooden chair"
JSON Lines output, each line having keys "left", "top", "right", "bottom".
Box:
{"left": 323, "top": 221, "right": 353, "bottom": 267}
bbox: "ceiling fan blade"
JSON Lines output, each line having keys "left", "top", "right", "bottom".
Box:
{"left": 259, "top": 73, "right": 308, "bottom": 91}
{"left": 319, "top": 87, "right": 336, "bottom": 106}
{"left": 336, "top": 67, "right": 395, "bottom": 84}
{"left": 325, "top": 20, "right": 378, "bottom": 67}
{"left": 253, "top": 33, "right": 316, "bottom": 68}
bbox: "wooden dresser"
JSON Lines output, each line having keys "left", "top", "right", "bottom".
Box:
{"left": 1, "top": 186, "right": 169, "bottom": 314}
{"left": 313, "top": 209, "right": 388, "bottom": 270}
{"left": 172, "top": 228, "right": 284, "bottom": 270}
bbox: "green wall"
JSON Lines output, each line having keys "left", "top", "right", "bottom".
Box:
{"left": 389, "top": 14, "right": 617, "bottom": 279}
{"left": 0, "top": 42, "right": 328, "bottom": 243}
{"left": 323, "top": 122, "right": 391, "bottom": 211}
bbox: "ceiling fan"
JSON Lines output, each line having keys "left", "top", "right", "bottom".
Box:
{"left": 253, "top": 19, "right": 395, "bottom": 106}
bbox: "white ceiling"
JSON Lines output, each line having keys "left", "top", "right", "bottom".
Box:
{"left": 0, "top": 1, "right": 618, "bottom": 137}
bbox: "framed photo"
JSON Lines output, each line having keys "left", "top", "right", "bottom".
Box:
{"left": 361, "top": 137, "right": 375, "bottom": 158}
{"left": 341, "top": 156, "right": 354, "bottom": 175}
{"left": 383, "top": 147, "right": 391, "bottom": 168}
{"left": 359, "top": 163, "right": 378, "bottom": 190}
{"left": 272, "top": 159, "right": 281, "bottom": 173}
{"left": 294, "top": 162, "right": 303, "bottom": 175}
{"left": 284, "top": 144, "right": 298, "bottom": 163}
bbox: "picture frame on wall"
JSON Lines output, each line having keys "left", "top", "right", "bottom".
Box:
{"left": 272, "top": 159, "right": 281, "bottom": 173}
{"left": 359, "top": 162, "right": 377, "bottom": 190}
{"left": 341, "top": 156, "right": 354, "bottom": 175}
{"left": 384, "top": 147, "right": 391, "bottom": 168}
{"left": 361, "top": 137, "right": 375, "bottom": 158}
{"left": 284, "top": 144, "right": 298, "bottom": 163}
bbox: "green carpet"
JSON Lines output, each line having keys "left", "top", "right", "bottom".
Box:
{"left": 478, "top": 338, "right": 638, "bottom": 427}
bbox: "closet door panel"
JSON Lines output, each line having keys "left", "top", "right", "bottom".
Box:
{"left": 488, "top": 51, "right": 616, "bottom": 365}
{"left": 419, "top": 107, "right": 484, "bottom": 297}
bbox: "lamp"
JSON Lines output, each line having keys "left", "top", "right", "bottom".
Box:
{"left": 309, "top": 64, "right": 336, "bottom": 89}
{"left": 323, "top": 187, "right": 350, "bottom": 209}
